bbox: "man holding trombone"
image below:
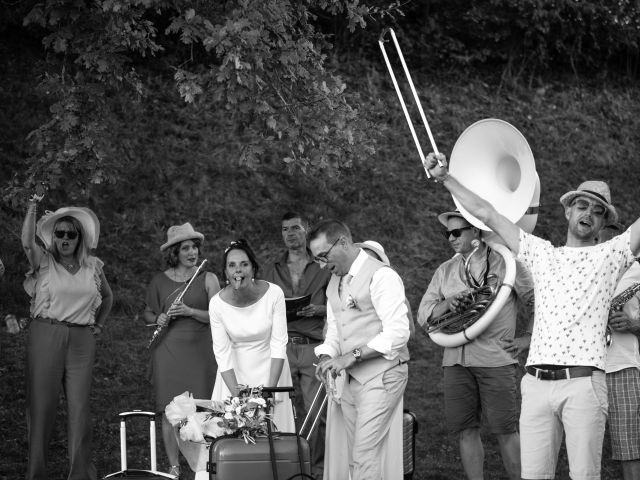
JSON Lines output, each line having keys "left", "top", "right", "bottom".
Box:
{"left": 424, "top": 152, "right": 640, "bottom": 480}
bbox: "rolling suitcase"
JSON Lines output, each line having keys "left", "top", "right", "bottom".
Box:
{"left": 207, "top": 387, "right": 312, "bottom": 479}
{"left": 403, "top": 409, "right": 419, "bottom": 480}
{"left": 103, "top": 410, "right": 176, "bottom": 479}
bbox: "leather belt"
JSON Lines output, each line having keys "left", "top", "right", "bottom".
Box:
{"left": 288, "top": 335, "right": 320, "bottom": 345}
{"left": 525, "top": 365, "right": 599, "bottom": 381}
{"left": 32, "top": 316, "right": 91, "bottom": 328}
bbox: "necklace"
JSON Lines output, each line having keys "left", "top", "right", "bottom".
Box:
{"left": 173, "top": 267, "right": 195, "bottom": 282}
{"left": 61, "top": 258, "right": 77, "bottom": 271}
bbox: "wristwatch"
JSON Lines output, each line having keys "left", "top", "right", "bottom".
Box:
{"left": 352, "top": 348, "right": 362, "bottom": 362}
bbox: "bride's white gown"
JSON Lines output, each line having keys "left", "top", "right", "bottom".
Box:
{"left": 192, "top": 282, "right": 294, "bottom": 479}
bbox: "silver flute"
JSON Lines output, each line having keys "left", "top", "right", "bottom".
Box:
{"left": 146, "top": 259, "right": 207, "bottom": 349}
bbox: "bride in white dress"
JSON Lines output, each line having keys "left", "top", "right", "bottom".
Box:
{"left": 209, "top": 239, "right": 294, "bottom": 428}
{"left": 193, "top": 240, "right": 295, "bottom": 479}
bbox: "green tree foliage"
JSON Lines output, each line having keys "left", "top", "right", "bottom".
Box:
{"left": 3, "top": 0, "right": 402, "bottom": 204}
{"left": 397, "top": 0, "right": 640, "bottom": 79}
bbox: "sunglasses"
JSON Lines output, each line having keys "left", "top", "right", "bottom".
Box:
{"left": 54, "top": 230, "right": 79, "bottom": 240}
{"left": 443, "top": 226, "right": 472, "bottom": 238}
{"left": 313, "top": 237, "right": 341, "bottom": 264}
{"left": 571, "top": 198, "right": 606, "bottom": 217}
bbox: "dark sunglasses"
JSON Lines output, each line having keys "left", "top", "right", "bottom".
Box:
{"left": 54, "top": 230, "right": 78, "bottom": 240}
{"left": 443, "top": 226, "right": 472, "bottom": 238}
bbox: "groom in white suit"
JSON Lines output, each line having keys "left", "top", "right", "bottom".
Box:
{"left": 309, "top": 219, "right": 410, "bottom": 480}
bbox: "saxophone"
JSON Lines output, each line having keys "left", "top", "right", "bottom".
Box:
{"left": 606, "top": 282, "right": 640, "bottom": 346}
{"left": 611, "top": 283, "right": 640, "bottom": 311}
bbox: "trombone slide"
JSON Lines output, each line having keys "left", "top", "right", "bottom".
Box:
{"left": 378, "top": 28, "right": 443, "bottom": 176}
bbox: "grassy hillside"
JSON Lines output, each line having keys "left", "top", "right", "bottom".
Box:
{"left": 2, "top": 55, "right": 640, "bottom": 478}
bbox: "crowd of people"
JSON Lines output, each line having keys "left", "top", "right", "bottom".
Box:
{"left": 17, "top": 155, "right": 640, "bottom": 479}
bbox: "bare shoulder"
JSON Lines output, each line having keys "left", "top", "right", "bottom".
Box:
{"left": 205, "top": 272, "right": 221, "bottom": 294}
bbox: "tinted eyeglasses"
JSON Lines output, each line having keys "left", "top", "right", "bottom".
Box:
{"left": 571, "top": 198, "right": 607, "bottom": 217}
{"left": 443, "top": 226, "right": 472, "bottom": 238}
{"left": 54, "top": 230, "right": 78, "bottom": 240}
{"left": 313, "top": 237, "right": 341, "bottom": 264}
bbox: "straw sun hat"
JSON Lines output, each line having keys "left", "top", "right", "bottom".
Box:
{"left": 160, "top": 223, "right": 204, "bottom": 251}
{"left": 36, "top": 207, "right": 100, "bottom": 250}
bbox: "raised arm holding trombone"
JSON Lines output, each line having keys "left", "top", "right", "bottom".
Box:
{"left": 380, "top": 27, "right": 640, "bottom": 480}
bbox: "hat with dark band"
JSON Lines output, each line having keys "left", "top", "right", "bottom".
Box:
{"left": 559, "top": 180, "right": 617, "bottom": 222}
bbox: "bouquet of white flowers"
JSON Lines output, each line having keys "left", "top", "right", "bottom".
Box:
{"left": 165, "top": 386, "right": 272, "bottom": 471}
{"left": 166, "top": 386, "right": 271, "bottom": 444}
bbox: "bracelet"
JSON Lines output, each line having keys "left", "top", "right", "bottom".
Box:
{"left": 434, "top": 171, "right": 451, "bottom": 184}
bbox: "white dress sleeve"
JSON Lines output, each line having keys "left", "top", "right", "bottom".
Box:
{"left": 268, "top": 283, "right": 288, "bottom": 359}
{"left": 209, "top": 296, "right": 234, "bottom": 372}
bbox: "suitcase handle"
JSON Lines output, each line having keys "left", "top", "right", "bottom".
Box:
{"left": 118, "top": 411, "right": 157, "bottom": 419}
{"left": 261, "top": 386, "right": 294, "bottom": 394}
{"left": 116, "top": 410, "right": 159, "bottom": 472}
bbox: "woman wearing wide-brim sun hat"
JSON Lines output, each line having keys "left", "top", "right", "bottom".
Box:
{"left": 21, "top": 195, "right": 113, "bottom": 480}
{"left": 143, "top": 222, "right": 220, "bottom": 478}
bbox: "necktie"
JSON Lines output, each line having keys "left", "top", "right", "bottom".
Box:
{"left": 339, "top": 274, "right": 352, "bottom": 299}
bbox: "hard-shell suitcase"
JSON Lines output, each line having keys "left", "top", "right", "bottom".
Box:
{"left": 207, "top": 387, "right": 312, "bottom": 479}
{"left": 403, "top": 409, "right": 419, "bottom": 480}
{"left": 103, "top": 410, "right": 176, "bottom": 479}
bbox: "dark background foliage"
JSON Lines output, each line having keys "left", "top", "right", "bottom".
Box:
{"left": 2, "top": 1, "right": 640, "bottom": 478}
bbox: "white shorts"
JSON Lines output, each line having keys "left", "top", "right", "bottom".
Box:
{"left": 520, "top": 371, "right": 608, "bottom": 480}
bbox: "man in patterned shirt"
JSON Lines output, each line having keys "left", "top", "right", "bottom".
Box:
{"left": 425, "top": 152, "right": 640, "bottom": 480}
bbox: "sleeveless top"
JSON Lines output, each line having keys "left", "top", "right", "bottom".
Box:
{"left": 24, "top": 251, "right": 104, "bottom": 325}
{"left": 145, "top": 271, "right": 210, "bottom": 331}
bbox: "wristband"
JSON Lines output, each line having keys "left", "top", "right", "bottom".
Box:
{"left": 434, "top": 171, "right": 451, "bottom": 184}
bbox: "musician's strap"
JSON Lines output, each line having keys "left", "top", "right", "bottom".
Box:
{"left": 468, "top": 246, "right": 491, "bottom": 289}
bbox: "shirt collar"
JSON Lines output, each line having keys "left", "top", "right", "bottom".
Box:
{"left": 347, "top": 249, "right": 368, "bottom": 278}
{"left": 275, "top": 248, "right": 314, "bottom": 266}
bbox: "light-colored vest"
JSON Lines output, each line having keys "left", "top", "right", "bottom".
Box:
{"left": 327, "top": 255, "right": 410, "bottom": 384}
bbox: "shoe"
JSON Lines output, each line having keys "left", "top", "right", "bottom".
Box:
{"left": 168, "top": 465, "right": 181, "bottom": 478}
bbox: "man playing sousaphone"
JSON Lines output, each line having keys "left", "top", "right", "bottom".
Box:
{"left": 418, "top": 209, "right": 534, "bottom": 480}
{"left": 425, "top": 151, "right": 640, "bottom": 480}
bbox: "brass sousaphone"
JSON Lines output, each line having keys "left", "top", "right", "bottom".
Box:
{"left": 379, "top": 29, "right": 539, "bottom": 347}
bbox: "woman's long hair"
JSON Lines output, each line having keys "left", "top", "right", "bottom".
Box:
{"left": 49, "top": 216, "right": 91, "bottom": 267}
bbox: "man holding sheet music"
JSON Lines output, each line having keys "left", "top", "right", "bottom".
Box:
{"left": 262, "top": 211, "right": 331, "bottom": 480}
